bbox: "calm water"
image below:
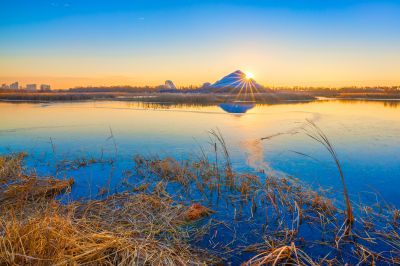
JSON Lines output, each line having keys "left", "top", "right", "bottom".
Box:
{"left": 1, "top": 99, "right": 399, "bottom": 206}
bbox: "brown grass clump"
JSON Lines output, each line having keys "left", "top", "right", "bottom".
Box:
{"left": 148, "top": 157, "right": 194, "bottom": 186}
{"left": 238, "top": 174, "right": 261, "bottom": 197}
{"left": 309, "top": 192, "right": 336, "bottom": 215}
{"left": 0, "top": 153, "right": 74, "bottom": 209}
{"left": 186, "top": 203, "right": 213, "bottom": 221}
{"left": 242, "top": 243, "right": 317, "bottom": 266}
{"left": 0, "top": 152, "right": 26, "bottom": 185}
{"left": 1, "top": 177, "right": 74, "bottom": 205}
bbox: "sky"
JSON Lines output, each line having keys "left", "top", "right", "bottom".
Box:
{"left": 1, "top": 0, "right": 400, "bottom": 89}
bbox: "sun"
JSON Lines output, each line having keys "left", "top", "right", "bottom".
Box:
{"left": 245, "top": 72, "right": 254, "bottom": 80}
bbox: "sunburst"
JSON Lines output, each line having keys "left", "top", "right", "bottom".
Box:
{"left": 245, "top": 72, "right": 254, "bottom": 80}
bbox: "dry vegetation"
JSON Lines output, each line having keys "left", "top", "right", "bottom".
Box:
{"left": 336, "top": 92, "right": 400, "bottom": 100}
{"left": 2, "top": 86, "right": 399, "bottom": 103}
{"left": 0, "top": 91, "right": 124, "bottom": 101}
{"left": 0, "top": 153, "right": 214, "bottom": 265}
{"left": 0, "top": 90, "right": 315, "bottom": 104}
{"left": 0, "top": 129, "right": 399, "bottom": 265}
{"left": 121, "top": 92, "right": 315, "bottom": 104}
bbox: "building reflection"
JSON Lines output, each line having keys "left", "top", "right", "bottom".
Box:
{"left": 219, "top": 103, "right": 255, "bottom": 114}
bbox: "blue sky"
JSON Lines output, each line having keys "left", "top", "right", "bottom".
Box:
{"left": 1, "top": 0, "right": 400, "bottom": 88}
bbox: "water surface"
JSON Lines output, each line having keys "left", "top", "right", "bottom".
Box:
{"left": 0, "top": 99, "right": 399, "bottom": 205}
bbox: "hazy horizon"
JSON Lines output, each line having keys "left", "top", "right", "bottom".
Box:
{"left": 1, "top": 74, "right": 400, "bottom": 91}
{"left": 1, "top": 0, "right": 400, "bottom": 89}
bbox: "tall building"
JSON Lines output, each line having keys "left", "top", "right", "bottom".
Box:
{"left": 40, "top": 84, "right": 51, "bottom": 91}
{"left": 26, "top": 84, "right": 37, "bottom": 91}
{"left": 10, "top": 82, "right": 19, "bottom": 90}
{"left": 1, "top": 84, "right": 9, "bottom": 90}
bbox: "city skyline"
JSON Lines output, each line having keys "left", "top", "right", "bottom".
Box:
{"left": 1, "top": 0, "right": 400, "bottom": 89}
{"left": 1, "top": 81, "right": 51, "bottom": 91}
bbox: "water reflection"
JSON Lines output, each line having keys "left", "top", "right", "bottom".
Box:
{"left": 319, "top": 99, "right": 400, "bottom": 109}
{"left": 219, "top": 103, "right": 255, "bottom": 113}
{"left": 382, "top": 101, "right": 399, "bottom": 108}
{"left": 240, "top": 139, "right": 278, "bottom": 175}
{"left": 0, "top": 100, "right": 399, "bottom": 206}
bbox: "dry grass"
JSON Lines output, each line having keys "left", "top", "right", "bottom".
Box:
{"left": 303, "top": 120, "right": 354, "bottom": 234}
{"left": 125, "top": 92, "right": 315, "bottom": 104}
{"left": 242, "top": 243, "right": 318, "bottom": 266}
{"left": 0, "top": 205, "right": 210, "bottom": 265}
{"left": 186, "top": 203, "right": 214, "bottom": 221}
{"left": 0, "top": 92, "right": 121, "bottom": 102}
{"left": 0, "top": 153, "right": 74, "bottom": 210}
{"left": 0, "top": 153, "right": 216, "bottom": 265}
{"left": 0, "top": 90, "right": 316, "bottom": 104}
{"left": 1, "top": 131, "right": 400, "bottom": 266}
{"left": 0, "top": 152, "right": 26, "bottom": 185}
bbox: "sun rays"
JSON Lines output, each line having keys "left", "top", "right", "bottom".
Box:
{"left": 245, "top": 72, "right": 254, "bottom": 80}
{"left": 213, "top": 71, "right": 261, "bottom": 102}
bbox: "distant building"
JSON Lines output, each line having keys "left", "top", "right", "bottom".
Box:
{"left": 26, "top": 84, "right": 37, "bottom": 91}
{"left": 40, "top": 84, "right": 51, "bottom": 91}
{"left": 10, "top": 82, "right": 19, "bottom": 90}
{"left": 1, "top": 84, "right": 9, "bottom": 90}
{"left": 164, "top": 80, "right": 177, "bottom": 90}
{"left": 201, "top": 82, "right": 211, "bottom": 88}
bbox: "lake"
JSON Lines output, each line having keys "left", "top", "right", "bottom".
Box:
{"left": 1, "top": 99, "right": 399, "bottom": 206}
{"left": 2, "top": 99, "right": 400, "bottom": 263}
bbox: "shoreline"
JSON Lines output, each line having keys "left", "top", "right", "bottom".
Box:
{"left": 1, "top": 90, "right": 400, "bottom": 104}
{"left": 2, "top": 96, "right": 400, "bottom": 105}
